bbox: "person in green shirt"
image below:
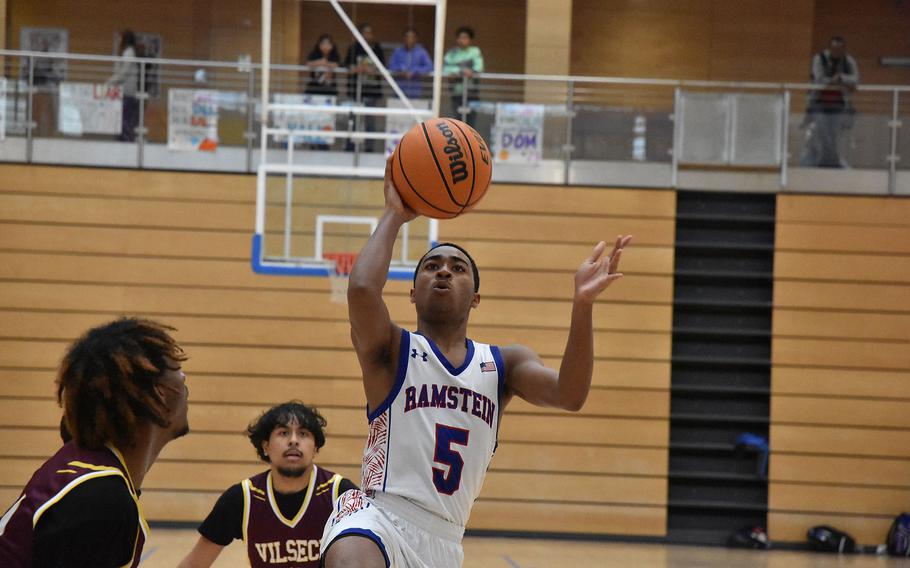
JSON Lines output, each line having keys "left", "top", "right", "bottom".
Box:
{"left": 443, "top": 26, "right": 484, "bottom": 127}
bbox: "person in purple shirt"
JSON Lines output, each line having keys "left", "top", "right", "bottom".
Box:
{"left": 388, "top": 27, "right": 434, "bottom": 99}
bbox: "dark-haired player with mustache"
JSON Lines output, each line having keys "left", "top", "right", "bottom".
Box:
{"left": 178, "top": 401, "right": 356, "bottom": 568}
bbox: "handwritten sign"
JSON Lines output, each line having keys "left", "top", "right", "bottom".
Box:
{"left": 168, "top": 89, "right": 218, "bottom": 151}
{"left": 58, "top": 82, "right": 123, "bottom": 135}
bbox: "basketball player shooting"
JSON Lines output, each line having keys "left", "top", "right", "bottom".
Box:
{"left": 320, "top": 158, "right": 632, "bottom": 568}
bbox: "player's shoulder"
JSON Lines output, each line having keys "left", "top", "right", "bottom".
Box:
{"left": 54, "top": 474, "right": 136, "bottom": 519}
{"left": 222, "top": 480, "right": 245, "bottom": 499}
{"left": 498, "top": 343, "right": 538, "bottom": 366}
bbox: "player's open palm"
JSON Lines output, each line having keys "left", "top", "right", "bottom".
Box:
{"left": 575, "top": 236, "right": 632, "bottom": 303}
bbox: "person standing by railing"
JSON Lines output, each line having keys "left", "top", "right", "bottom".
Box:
{"left": 799, "top": 36, "right": 859, "bottom": 168}
{"left": 305, "top": 34, "right": 341, "bottom": 97}
{"left": 345, "top": 22, "right": 386, "bottom": 152}
{"left": 106, "top": 30, "right": 140, "bottom": 142}
{"left": 389, "top": 27, "right": 434, "bottom": 100}
{"left": 443, "top": 26, "right": 484, "bottom": 128}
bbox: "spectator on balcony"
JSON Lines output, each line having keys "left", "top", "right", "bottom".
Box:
{"left": 107, "top": 30, "right": 140, "bottom": 142}
{"left": 345, "top": 22, "right": 386, "bottom": 152}
{"left": 389, "top": 27, "right": 434, "bottom": 100}
{"left": 30, "top": 38, "right": 60, "bottom": 138}
{"left": 443, "top": 26, "right": 484, "bottom": 127}
{"left": 799, "top": 36, "right": 859, "bottom": 168}
{"left": 305, "top": 34, "right": 341, "bottom": 97}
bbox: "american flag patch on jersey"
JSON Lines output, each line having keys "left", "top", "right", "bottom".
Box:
{"left": 480, "top": 360, "right": 497, "bottom": 372}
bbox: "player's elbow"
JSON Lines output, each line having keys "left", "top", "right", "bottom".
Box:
{"left": 559, "top": 395, "right": 587, "bottom": 412}
{"left": 346, "top": 280, "right": 376, "bottom": 301}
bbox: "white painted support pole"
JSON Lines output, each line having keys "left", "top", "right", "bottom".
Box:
{"left": 432, "top": 0, "right": 447, "bottom": 119}
{"left": 328, "top": 0, "right": 426, "bottom": 124}
{"left": 260, "top": 0, "right": 272, "bottom": 158}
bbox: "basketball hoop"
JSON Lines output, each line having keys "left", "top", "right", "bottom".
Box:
{"left": 323, "top": 252, "right": 357, "bottom": 304}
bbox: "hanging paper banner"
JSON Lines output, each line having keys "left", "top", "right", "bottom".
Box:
{"left": 492, "top": 103, "right": 544, "bottom": 164}
{"left": 271, "top": 93, "right": 337, "bottom": 146}
{"left": 0, "top": 78, "right": 6, "bottom": 141}
{"left": 58, "top": 82, "right": 123, "bottom": 135}
{"left": 168, "top": 88, "right": 218, "bottom": 151}
{"left": 385, "top": 98, "right": 430, "bottom": 157}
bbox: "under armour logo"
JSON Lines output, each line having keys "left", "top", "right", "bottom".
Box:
{"left": 411, "top": 349, "right": 428, "bottom": 361}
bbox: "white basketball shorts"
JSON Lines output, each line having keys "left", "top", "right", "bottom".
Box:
{"left": 321, "top": 490, "right": 464, "bottom": 568}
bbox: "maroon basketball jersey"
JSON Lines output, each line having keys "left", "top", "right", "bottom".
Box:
{"left": 0, "top": 442, "right": 148, "bottom": 568}
{"left": 242, "top": 466, "right": 342, "bottom": 568}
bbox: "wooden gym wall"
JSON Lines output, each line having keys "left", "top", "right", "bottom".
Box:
{"left": 0, "top": 165, "right": 674, "bottom": 537}
{"left": 769, "top": 194, "right": 910, "bottom": 545}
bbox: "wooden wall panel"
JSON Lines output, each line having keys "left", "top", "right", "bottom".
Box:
{"left": 570, "top": 0, "right": 814, "bottom": 82}
{"left": 8, "top": 0, "right": 301, "bottom": 63}
{"left": 770, "top": 193, "right": 910, "bottom": 544}
{"left": 0, "top": 164, "right": 674, "bottom": 537}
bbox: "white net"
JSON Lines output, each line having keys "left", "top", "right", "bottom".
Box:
{"left": 323, "top": 252, "right": 357, "bottom": 304}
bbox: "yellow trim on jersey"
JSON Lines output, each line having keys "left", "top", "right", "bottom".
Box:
{"left": 123, "top": 500, "right": 149, "bottom": 568}
{"left": 266, "top": 465, "right": 316, "bottom": 528}
{"left": 331, "top": 474, "right": 342, "bottom": 503}
{"left": 32, "top": 470, "right": 123, "bottom": 527}
{"left": 105, "top": 442, "right": 150, "bottom": 565}
{"left": 35, "top": 446, "right": 148, "bottom": 568}
{"left": 105, "top": 443, "right": 139, "bottom": 495}
{"left": 241, "top": 479, "right": 251, "bottom": 543}
{"left": 67, "top": 461, "right": 120, "bottom": 473}
{"left": 314, "top": 475, "right": 336, "bottom": 497}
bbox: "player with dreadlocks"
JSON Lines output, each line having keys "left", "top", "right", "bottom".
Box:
{"left": 0, "top": 317, "right": 190, "bottom": 568}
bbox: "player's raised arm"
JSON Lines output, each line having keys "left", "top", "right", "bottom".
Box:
{"left": 347, "top": 159, "right": 418, "bottom": 408}
{"left": 502, "top": 236, "right": 632, "bottom": 411}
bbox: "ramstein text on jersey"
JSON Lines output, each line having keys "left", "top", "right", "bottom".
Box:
{"left": 403, "top": 384, "right": 496, "bottom": 428}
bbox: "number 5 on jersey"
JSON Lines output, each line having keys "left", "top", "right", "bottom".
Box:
{"left": 432, "top": 424, "right": 469, "bottom": 495}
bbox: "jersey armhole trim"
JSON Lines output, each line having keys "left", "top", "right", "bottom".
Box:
{"left": 366, "top": 329, "right": 410, "bottom": 422}
{"left": 240, "top": 479, "right": 251, "bottom": 543}
{"left": 331, "top": 474, "right": 343, "bottom": 503}
{"left": 490, "top": 345, "right": 506, "bottom": 401}
{"left": 31, "top": 469, "right": 125, "bottom": 528}
{"left": 491, "top": 345, "right": 506, "bottom": 453}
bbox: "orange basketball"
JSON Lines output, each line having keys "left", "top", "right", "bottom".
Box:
{"left": 391, "top": 118, "right": 493, "bottom": 219}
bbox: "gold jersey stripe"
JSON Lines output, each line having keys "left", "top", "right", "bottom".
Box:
{"left": 67, "top": 460, "right": 119, "bottom": 472}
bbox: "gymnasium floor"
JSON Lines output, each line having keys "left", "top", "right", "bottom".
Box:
{"left": 143, "top": 529, "right": 907, "bottom": 567}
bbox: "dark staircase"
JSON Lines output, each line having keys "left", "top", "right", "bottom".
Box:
{"left": 666, "top": 191, "right": 775, "bottom": 545}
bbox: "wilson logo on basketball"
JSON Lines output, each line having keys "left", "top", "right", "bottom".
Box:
{"left": 435, "top": 121, "right": 469, "bottom": 183}
{"left": 390, "top": 117, "right": 493, "bottom": 219}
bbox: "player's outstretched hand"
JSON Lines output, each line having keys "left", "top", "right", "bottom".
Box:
{"left": 574, "top": 235, "right": 632, "bottom": 304}
{"left": 384, "top": 156, "right": 418, "bottom": 223}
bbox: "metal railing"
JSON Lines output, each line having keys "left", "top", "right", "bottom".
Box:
{"left": 1, "top": 49, "right": 907, "bottom": 194}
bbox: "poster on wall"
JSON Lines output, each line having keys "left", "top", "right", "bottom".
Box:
{"left": 384, "top": 98, "right": 430, "bottom": 157}
{"left": 168, "top": 89, "right": 219, "bottom": 152}
{"left": 0, "top": 78, "right": 6, "bottom": 141}
{"left": 271, "top": 93, "right": 337, "bottom": 146}
{"left": 113, "top": 31, "right": 162, "bottom": 98}
{"left": 20, "top": 27, "right": 69, "bottom": 85}
{"left": 491, "top": 103, "right": 545, "bottom": 164}
{"left": 58, "top": 82, "right": 123, "bottom": 135}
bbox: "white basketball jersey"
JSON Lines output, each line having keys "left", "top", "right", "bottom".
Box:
{"left": 361, "top": 330, "right": 505, "bottom": 528}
